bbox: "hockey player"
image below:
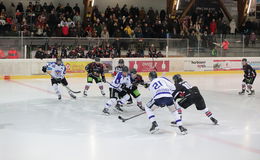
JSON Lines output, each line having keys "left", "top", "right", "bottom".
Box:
{"left": 239, "top": 58, "right": 257, "bottom": 95}
{"left": 145, "top": 71, "right": 187, "bottom": 134}
{"left": 103, "top": 66, "right": 132, "bottom": 115}
{"left": 128, "top": 68, "right": 145, "bottom": 110}
{"left": 84, "top": 57, "right": 106, "bottom": 96}
{"left": 171, "top": 74, "right": 218, "bottom": 125}
{"left": 113, "top": 59, "right": 125, "bottom": 76}
{"left": 42, "top": 58, "right": 76, "bottom": 99}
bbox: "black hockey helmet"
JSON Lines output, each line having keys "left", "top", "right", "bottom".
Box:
{"left": 95, "top": 57, "right": 101, "bottom": 62}
{"left": 122, "top": 66, "right": 129, "bottom": 73}
{"left": 56, "top": 57, "right": 62, "bottom": 65}
{"left": 130, "top": 68, "right": 137, "bottom": 74}
{"left": 149, "top": 71, "right": 157, "bottom": 81}
{"left": 172, "top": 74, "right": 183, "bottom": 84}
{"left": 242, "top": 58, "right": 247, "bottom": 62}
{"left": 118, "top": 59, "right": 124, "bottom": 64}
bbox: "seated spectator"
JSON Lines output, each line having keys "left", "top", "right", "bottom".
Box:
{"left": 148, "top": 44, "right": 157, "bottom": 57}
{"left": 35, "top": 47, "right": 46, "bottom": 59}
{"left": 250, "top": 32, "right": 256, "bottom": 47}
{"left": 75, "top": 45, "right": 85, "bottom": 58}
{"left": 124, "top": 25, "right": 133, "bottom": 37}
{"left": 126, "top": 49, "right": 134, "bottom": 57}
{"left": 68, "top": 49, "right": 77, "bottom": 58}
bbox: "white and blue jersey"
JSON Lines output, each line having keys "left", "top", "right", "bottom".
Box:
{"left": 146, "top": 77, "right": 176, "bottom": 108}
{"left": 109, "top": 72, "right": 132, "bottom": 90}
{"left": 45, "top": 62, "right": 66, "bottom": 79}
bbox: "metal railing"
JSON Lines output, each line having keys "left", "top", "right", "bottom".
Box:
{"left": 0, "top": 34, "right": 259, "bottom": 59}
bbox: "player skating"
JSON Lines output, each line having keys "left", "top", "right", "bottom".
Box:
{"left": 42, "top": 58, "right": 76, "bottom": 99}
{"left": 171, "top": 74, "right": 218, "bottom": 125}
{"left": 145, "top": 71, "right": 187, "bottom": 134}
{"left": 103, "top": 66, "right": 142, "bottom": 114}
{"left": 113, "top": 59, "right": 125, "bottom": 76}
{"left": 239, "top": 58, "right": 257, "bottom": 95}
{"left": 83, "top": 57, "right": 106, "bottom": 96}
{"left": 128, "top": 68, "right": 146, "bottom": 110}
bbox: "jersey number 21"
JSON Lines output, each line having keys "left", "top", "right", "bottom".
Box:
{"left": 152, "top": 81, "right": 163, "bottom": 89}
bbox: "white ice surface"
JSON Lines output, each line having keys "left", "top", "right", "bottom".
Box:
{"left": 0, "top": 74, "right": 260, "bottom": 160}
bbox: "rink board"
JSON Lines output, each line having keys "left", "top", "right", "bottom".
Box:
{"left": 0, "top": 57, "right": 260, "bottom": 80}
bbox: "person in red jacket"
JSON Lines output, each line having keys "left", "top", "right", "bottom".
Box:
{"left": 0, "top": 50, "right": 6, "bottom": 59}
{"left": 221, "top": 39, "right": 230, "bottom": 57}
{"left": 8, "top": 49, "right": 19, "bottom": 59}
{"left": 210, "top": 19, "right": 217, "bottom": 34}
{"left": 62, "top": 24, "right": 69, "bottom": 36}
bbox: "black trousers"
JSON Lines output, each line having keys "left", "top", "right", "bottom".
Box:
{"left": 51, "top": 78, "right": 68, "bottom": 86}
{"left": 178, "top": 87, "right": 206, "bottom": 111}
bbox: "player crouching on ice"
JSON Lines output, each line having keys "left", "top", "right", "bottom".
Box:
{"left": 42, "top": 58, "right": 76, "bottom": 100}
{"left": 239, "top": 58, "right": 257, "bottom": 95}
{"left": 145, "top": 71, "right": 187, "bottom": 134}
{"left": 171, "top": 74, "right": 218, "bottom": 125}
{"left": 103, "top": 66, "right": 143, "bottom": 115}
{"left": 83, "top": 57, "right": 106, "bottom": 96}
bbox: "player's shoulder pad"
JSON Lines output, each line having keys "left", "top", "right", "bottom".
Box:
{"left": 161, "top": 77, "right": 172, "bottom": 82}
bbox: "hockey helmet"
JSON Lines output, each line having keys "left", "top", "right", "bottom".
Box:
{"left": 242, "top": 58, "right": 247, "bottom": 62}
{"left": 122, "top": 66, "right": 129, "bottom": 73}
{"left": 56, "top": 57, "right": 62, "bottom": 65}
{"left": 172, "top": 74, "right": 183, "bottom": 84}
{"left": 130, "top": 68, "right": 137, "bottom": 74}
{"left": 118, "top": 59, "right": 124, "bottom": 64}
{"left": 95, "top": 57, "right": 101, "bottom": 62}
{"left": 149, "top": 71, "right": 157, "bottom": 81}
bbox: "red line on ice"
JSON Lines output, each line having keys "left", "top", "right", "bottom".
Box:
{"left": 8, "top": 80, "right": 69, "bottom": 98}
{"left": 196, "top": 133, "right": 260, "bottom": 155}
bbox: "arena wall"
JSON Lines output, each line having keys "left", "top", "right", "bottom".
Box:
{"left": 1, "top": 57, "right": 260, "bottom": 80}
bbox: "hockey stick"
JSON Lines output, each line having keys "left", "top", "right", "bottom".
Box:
{"left": 118, "top": 112, "right": 146, "bottom": 122}
{"left": 46, "top": 72, "right": 81, "bottom": 94}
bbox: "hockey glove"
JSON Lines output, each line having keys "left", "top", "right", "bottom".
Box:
{"left": 42, "top": 66, "right": 47, "bottom": 73}
{"left": 102, "top": 76, "right": 106, "bottom": 83}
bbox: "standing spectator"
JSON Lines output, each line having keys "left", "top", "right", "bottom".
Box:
{"left": 201, "top": 31, "right": 208, "bottom": 48}
{"left": 73, "top": 3, "right": 80, "bottom": 14}
{"left": 124, "top": 25, "right": 133, "bottom": 37}
{"left": 16, "top": 2, "right": 24, "bottom": 13}
{"left": 221, "top": 39, "right": 230, "bottom": 56}
{"left": 210, "top": 19, "right": 217, "bottom": 34}
{"left": 62, "top": 24, "right": 69, "bottom": 36}
{"left": 0, "top": 1, "right": 6, "bottom": 13}
{"left": 101, "top": 27, "right": 109, "bottom": 39}
{"left": 250, "top": 32, "right": 256, "bottom": 47}
{"left": 35, "top": 47, "right": 46, "bottom": 59}
{"left": 7, "top": 3, "right": 16, "bottom": 18}
{"left": 73, "top": 12, "right": 81, "bottom": 24}
{"left": 48, "top": 2, "right": 55, "bottom": 13}
{"left": 149, "top": 44, "right": 157, "bottom": 57}
{"left": 48, "top": 10, "right": 58, "bottom": 36}
{"left": 64, "top": 3, "right": 73, "bottom": 15}
{"left": 229, "top": 19, "right": 236, "bottom": 35}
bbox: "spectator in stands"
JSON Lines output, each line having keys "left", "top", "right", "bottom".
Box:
{"left": 210, "top": 19, "right": 217, "bottom": 34}
{"left": 73, "top": 12, "right": 81, "bottom": 24}
{"left": 201, "top": 31, "right": 208, "bottom": 48}
{"left": 229, "top": 19, "right": 236, "bottom": 35}
{"left": 101, "top": 27, "right": 109, "bottom": 40}
{"left": 126, "top": 49, "right": 134, "bottom": 57}
{"left": 124, "top": 25, "right": 133, "bottom": 37}
{"left": 7, "top": 3, "right": 16, "bottom": 18}
{"left": 62, "top": 24, "right": 69, "bottom": 37}
{"left": 73, "top": 3, "right": 80, "bottom": 14}
{"left": 35, "top": 47, "right": 46, "bottom": 59}
{"left": 0, "top": 1, "right": 6, "bottom": 13}
{"left": 75, "top": 45, "right": 85, "bottom": 58}
{"left": 65, "top": 3, "right": 73, "bottom": 15}
{"left": 68, "top": 49, "right": 77, "bottom": 58}
{"left": 149, "top": 44, "right": 157, "bottom": 57}
{"left": 61, "top": 46, "right": 68, "bottom": 58}
{"left": 250, "top": 32, "right": 256, "bottom": 47}
{"left": 221, "top": 39, "right": 230, "bottom": 56}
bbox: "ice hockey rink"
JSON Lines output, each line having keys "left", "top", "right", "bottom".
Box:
{"left": 0, "top": 74, "right": 259, "bottom": 160}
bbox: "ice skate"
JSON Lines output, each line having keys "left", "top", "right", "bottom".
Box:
{"left": 83, "top": 90, "right": 88, "bottom": 96}
{"left": 178, "top": 126, "right": 187, "bottom": 135}
{"left": 238, "top": 90, "right": 245, "bottom": 95}
{"left": 248, "top": 90, "right": 255, "bottom": 95}
{"left": 210, "top": 117, "right": 218, "bottom": 125}
{"left": 100, "top": 90, "right": 105, "bottom": 96}
{"left": 115, "top": 103, "right": 123, "bottom": 112}
{"left": 58, "top": 95, "right": 61, "bottom": 100}
{"left": 150, "top": 121, "right": 159, "bottom": 134}
{"left": 103, "top": 108, "right": 110, "bottom": 115}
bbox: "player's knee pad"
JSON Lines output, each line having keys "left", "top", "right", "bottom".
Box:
{"left": 242, "top": 82, "right": 246, "bottom": 88}
{"left": 247, "top": 84, "right": 252, "bottom": 90}
{"left": 97, "top": 82, "right": 103, "bottom": 89}
{"left": 118, "top": 94, "right": 130, "bottom": 105}
{"left": 167, "top": 105, "right": 177, "bottom": 112}
{"left": 105, "top": 98, "right": 117, "bottom": 108}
